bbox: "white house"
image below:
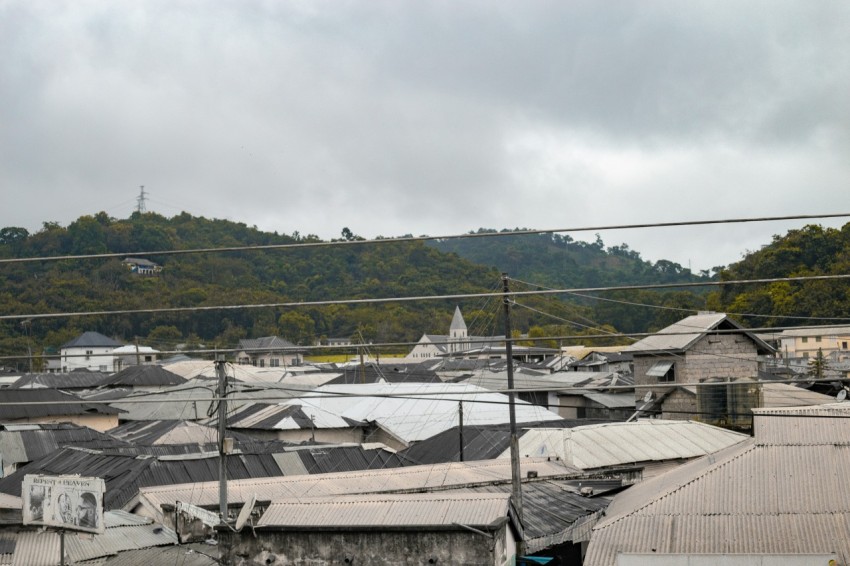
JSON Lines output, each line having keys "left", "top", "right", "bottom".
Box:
{"left": 60, "top": 331, "right": 123, "bottom": 373}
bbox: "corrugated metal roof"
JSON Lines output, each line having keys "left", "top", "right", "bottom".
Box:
{"left": 0, "top": 423, "right": 129, "bottom": 467}
{"left": 0, "top": 389, "right": 120, "bottom": 420}
{"left": 511, "top": 420, "right": 749, "bottom": 469}
{"left": 8, "top": 512, "right": 176, "bottom": 565}
{"left": 96, "top": 545, "right": 219, "bottom": 566}
{"left": 760, "top": 382, "right": 836, "bottom": 408}
{"left": 10, "top": 371, "right": 110, "bottom": 389}
{"left": 398, "top": 419, "right": 611, "bottom": 465}
{"left": 135, "top": 458, "right": 581, "bottom": 518}
{"left": 258, "top": 492, "right": 510, "bottom": 528}
{"left": 284, "top": 382, "right": 563, "bottom": 443}
{"left": 582, "top": 393, "right": 636, "bottom": 409}
{"left": 584, "top": 404, "right": 850, "bottom": 565}
{"left": 624, "top": 313, "right": 773, "bottom": 354}
{"left": 98, "top": 365, "right": 186, "bottom": 387}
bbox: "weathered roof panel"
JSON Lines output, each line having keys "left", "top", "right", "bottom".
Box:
{"left": 513, "top": 420, "right": 749, "bottom": 469}
{"left": 258, "top": 492, "right": 510, "bottom": 528}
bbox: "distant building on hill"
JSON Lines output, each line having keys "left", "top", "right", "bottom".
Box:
{"left": 60, "top": 331, "right": 123, "bottom": 373}
{"left": 121, "top": 257, "right": 162, "bottom": 275}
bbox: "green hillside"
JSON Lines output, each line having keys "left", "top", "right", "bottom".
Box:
{"left": 0, "top": 213, "right": 603, "bottom": 368}
{"left": 708, "top": 223, "right": 850, "bottom": 327}
{"left": 5, "top": 214, "right": 837, "bottom": 371}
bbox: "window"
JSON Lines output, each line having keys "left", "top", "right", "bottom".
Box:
{"left": 801, "top": 337, "right": 808, "bottom": 343}
{"left": 144, "top": 355, "right": 152, "bottom": 362}
{"left": 85, "top": 350, "right": 93, "bottom": 360}
{"left": 270, "top": 358, "right": 280, "bottom": 367}
{"left": 802, "top": 352, "right": 809, "bottom": 358}
{"left": 815, "top": 336, "right": 822, "bottom": 342}
{"left": 647, "top": 361, "right": 675, "bottom": 383}
{"left": 843, "top": 341, "right": 848, "bottom": 350}
{"left": 99, "top": 365, "right": 107, "bottom": 371}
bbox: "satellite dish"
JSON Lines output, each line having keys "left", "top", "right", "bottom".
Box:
{"left": 234, "top": 493, "right": 257, "bottom": 531}
{"left": 643, "top": 391, "right": 654, "bottom": 403}
{"left": 837, "top": 389, "right": 847, "bottom": 402}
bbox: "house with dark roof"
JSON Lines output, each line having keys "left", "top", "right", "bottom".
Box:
{"left": 236, "top": 336, "right": 304, "bottom": 367}
{"left": 60, "top": 331, "right": 124, "bottom": 373}
{"left": 624, "top": 312, "right": 775, "bottom": 424}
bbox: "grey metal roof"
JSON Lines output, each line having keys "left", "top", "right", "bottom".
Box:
{"left": 238, "top": 336, "right": 298, "bottom": 351}
{"left": 624, "top": 313, "right": 774, "bottom": 354}
{"left": 8, "top": 512, "right": 176, "bottom": 566}
{"left": 0, "top": 423, "right": 129, "bottom": 467}
{"left": 398, "top": 419, "right": 611, "bottom": 465}
{"left": 134, "top": 458, "right": 581, "bottom": 517}
{"left": 10, "top": 371, "right": 110, "bottom": 389}
{"left": 61, "top": 331, "right": 124, "bottom": 349}
{"left": 512, "top": 420, "right": 750, "bottom": 469}
{"left": 584, "top": 403, "right": 850, "bottom": 565}
{"left": 460, "top": 480, "right": 615, "bottom": 553}
{"left": 97, "top": 545, "right": 219, "bottom": 566}
{"left": 258, "top": 492, "right": 510, "bottom": 529}
{"left": 0, "top": 389, "right": 120, "bottom": 420}
{"left": 97, "top": 365, "right": 186, "bottom": 387}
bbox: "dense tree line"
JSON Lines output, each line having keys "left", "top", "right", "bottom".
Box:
{"left": 4, "top": 213, "right": 838, "bottom": 371}
{"left": 0, "top": 213, "right": 598, "bottom": 368}
{"left": 707, "top": 223, "right": 850, "bottom": 327}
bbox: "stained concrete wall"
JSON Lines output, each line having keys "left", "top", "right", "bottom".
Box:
{"left": 219, "top": 526, "right": 511, "bottom": 566}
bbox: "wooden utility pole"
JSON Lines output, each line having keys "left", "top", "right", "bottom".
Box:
{"left": 502, "top": 273, "right": 525, "bottom": 556}
{"left": 458, "top": 401, "right": 464, "bottom": 462}
{"left": 216, "top": 355, "right": 228, "bottom": 523}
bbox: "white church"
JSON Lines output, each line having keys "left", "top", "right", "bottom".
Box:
{"left": 405, "top": 306, "right": 502, "bottom": 360}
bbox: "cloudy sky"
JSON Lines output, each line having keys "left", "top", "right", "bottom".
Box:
{"left": 2, "top": 1, "right": 848, "bottom": 271}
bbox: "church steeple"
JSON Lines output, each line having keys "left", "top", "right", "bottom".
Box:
{"left": 450, "top": 306, "right": 467, "bottom": 340}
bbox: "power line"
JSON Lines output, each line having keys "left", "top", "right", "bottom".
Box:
{"left": 2, "top": 273, "right": 850, "bottom": 322}
{"left": 2, "top": 212, "right": 848, "bottom": 265}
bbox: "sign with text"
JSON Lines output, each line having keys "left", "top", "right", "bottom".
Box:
{"left": 23, "top": 475, "right": 106, "bottom": 534}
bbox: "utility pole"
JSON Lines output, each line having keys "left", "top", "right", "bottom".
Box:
{"left": 458, "top": 401, "right": 464, "bottom": 462}
{"left": 216, "top": 355, "right": 229, "bottom": 523}
{"left": 502, "top": 273, "right": 525, "bottom": 557}
{"left": 21, "top": 320, "right": 33, "bottom": 373}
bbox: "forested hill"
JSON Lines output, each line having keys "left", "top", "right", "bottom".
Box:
{"left": 5, "top": 214, "right": 840, "bottom": 369}
{"left": 709, "top": 223, "right": 850, "bottom": 327}
{"left": 429, "top": 229, "right": 712, "bottom": 288}
{"left": 0, "top": 212, "right": 507, "bottom": 360}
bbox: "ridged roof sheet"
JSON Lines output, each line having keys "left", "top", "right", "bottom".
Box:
{"left": 258, "top": 492, "right": 510, "bottom": 528}
{"left": 584, "top": 403, "right": 850, "bottom": 565}
{"left": 512, "top": 420, "right": 749, "bottom": 469}
{"left": 624, "top": 313, "right": 773, "bottom": 354}
{"left": 284, "top": 382, "right": 563, "bottom": 443}
{"left": 8, "top": 511, "right": 175, "bottom": 566}
{"left": 135, "top": 458, "right": 580, "bottom": 516}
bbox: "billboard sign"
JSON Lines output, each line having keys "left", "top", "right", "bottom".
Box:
{"left": 23, "top": 475, "right": 106, "bottom": 534}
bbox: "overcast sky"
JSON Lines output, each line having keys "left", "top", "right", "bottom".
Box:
{"left": 2, "top": 1, "right": 848, "bottom": 271}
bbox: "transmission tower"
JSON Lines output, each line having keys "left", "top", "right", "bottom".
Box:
{"left": 136, "top": 185, "right": 148, "bottom": 213}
